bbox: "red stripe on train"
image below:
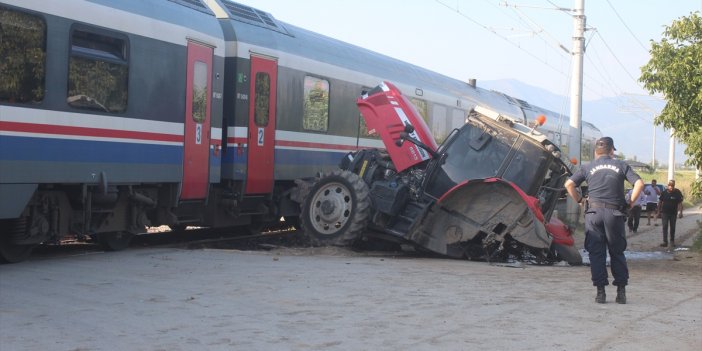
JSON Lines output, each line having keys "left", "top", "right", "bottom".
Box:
{"left": 0, "top": 121, "right": 182, "bottom": 143}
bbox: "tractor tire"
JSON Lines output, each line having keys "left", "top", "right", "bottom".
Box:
{"left": 552, "top": 243, "right": 583, "bottom": 266}
{"left": 301, "top": 170, "right": 371, "bottom": 247}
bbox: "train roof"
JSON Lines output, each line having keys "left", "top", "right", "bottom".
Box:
{"left": 205, "top": 0, "right": 598, "bottom": 134}
{"left": 7, "top": 0, "right": 226, "bottom": 56}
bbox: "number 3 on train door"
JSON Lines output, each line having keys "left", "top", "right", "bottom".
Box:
{"left": 181, "top": 41, "right": 213, "bottom": 200}
{"left": 245, "top": 55, "right": 278, "bottom": 194}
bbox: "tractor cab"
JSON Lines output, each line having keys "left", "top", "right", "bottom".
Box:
{"left": 421, "top": 107, "right": 571, "bottom": 223}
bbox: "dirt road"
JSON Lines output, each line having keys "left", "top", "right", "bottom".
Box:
{"left": 1, "top": 207, "right": 700, "bottom": 350}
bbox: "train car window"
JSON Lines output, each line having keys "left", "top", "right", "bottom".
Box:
{"left": 192, "top": 61, "right": 207, "bottom": 123}
{"left": 67, "top": 28, "right": 128, "bottom": 113}
{"left": 359, "top": 115, "right": 380, "bottom": 139}
{"left": 581, "top": 137, "right": 594, "bottom": 163}
{"left": 303, "top": 76, "right": 329, "bottom": 132}
{"left": 254, "top": 72, "right": 270, "bottom": 127}
{"left": 451, "top": 109, "right": 466, "bottom": 129}
{"left": 409, "top": 98, "right": 429, "bottom": 124}
{"left": 0, "top": 7, "right": 46, "bottom": 103}
{"left": 432, "top": 104, "right": 448, "bottom": 143}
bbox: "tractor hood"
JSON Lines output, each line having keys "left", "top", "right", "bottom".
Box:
{"left": 357, "top": 81, "right": 438, "bottom": 172}
{"left": 406, "top": 178, "right": 551, "bottom": 259}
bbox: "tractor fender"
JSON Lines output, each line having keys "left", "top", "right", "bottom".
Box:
{"left": 406, "top": 178, "right": 551, "bottom": 258}
{"left": 545, "top": 216, "right": 574, "bottom": 247}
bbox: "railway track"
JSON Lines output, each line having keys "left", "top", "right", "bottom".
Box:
{"left": 27, "top": 224, "right": 306, "bottom": 262}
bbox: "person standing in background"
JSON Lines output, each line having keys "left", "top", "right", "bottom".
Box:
{"left": 626, "top": 188, "right": 646, "bottom": 233}
{"left": 644, "top": 180, "right": 661, "bottom": 226}
{"left": 658, "top": 179, "right": 684, "bottom": 249}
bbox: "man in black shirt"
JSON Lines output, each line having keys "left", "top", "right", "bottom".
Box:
{"left": 565, "top": 137, "right": 644, "bottom": 304}
{"left": 658, "top": 179, "right": 684, "bottom": 249}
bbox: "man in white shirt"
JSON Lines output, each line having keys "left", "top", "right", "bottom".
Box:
{"left": 644, "top": 180, "right": 661, "bottom": 225}
{"left": 626, "top": 188, "right": 647, "bottom": 233}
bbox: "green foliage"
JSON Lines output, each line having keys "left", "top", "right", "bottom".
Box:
{"left": 0, "top": 8, "right": 46, "bottom": 103}
{"left": 692, "top": 179, "right": 702, "bottom": 203}
{"left": 253, "top": 73, "right": 270, "bottom": 126}
{"left": 68, "top": 58, "right": 128, "bottom": 112}
{"left": 640, "top": 12, "right": 702, "bottom": 198}
{"left": 192, "top": 86, "right": 208, "bottom": 122}
{"left": 692, "top": 219, "right": 702, "bottom": 252}
{"left": 303, "top": 84, "right": 329, "bottom": 132}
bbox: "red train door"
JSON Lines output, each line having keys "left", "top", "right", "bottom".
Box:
{"left": 181, "top": 41, "right": 213, "bottom": 200}
{"left": 245, "top": 55, "right": 277, "bottom": 194}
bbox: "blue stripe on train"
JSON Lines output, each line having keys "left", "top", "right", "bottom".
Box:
{"left": 221, "top": 146, "right": 349, "bottom": 166}
{"left": 0, "top": 136, "right": 182, "bottom": 164}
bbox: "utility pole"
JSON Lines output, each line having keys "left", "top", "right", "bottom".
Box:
{"left": 567, "top": 0, "right": 585, "bottom": 224}
{"left": 668, "top": 128, "right": 675, "bottom": 182}
{"left": 652, "top": 124, "right": 656, "bottom": 170}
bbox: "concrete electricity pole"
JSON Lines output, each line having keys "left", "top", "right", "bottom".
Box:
{"left": 668, "top": 128, "right": 676, "bottom": 182}
{"left": 567, "top": 0, "right": 585, "bottom": 223}
{"left": 652, "top": 124, "right": 657, "bottom": 170}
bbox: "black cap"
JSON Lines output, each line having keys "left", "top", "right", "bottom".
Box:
{"left": 596, "top": 136, "right": 616, "bottom": 151}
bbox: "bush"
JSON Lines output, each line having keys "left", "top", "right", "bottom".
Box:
{"left": 693, "top": 219, "right": 702, "bottom": 253}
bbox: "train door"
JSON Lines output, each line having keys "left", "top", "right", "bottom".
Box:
{"left": 245, "top": 55, "right": 278, "bottom": 194}
{"left": 181, "top": 41, "right": 213, "bottom": 200}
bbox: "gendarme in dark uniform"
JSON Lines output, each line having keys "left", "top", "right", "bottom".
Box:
{"left": 565, "top": 137, "right": 644, "bottom": 304}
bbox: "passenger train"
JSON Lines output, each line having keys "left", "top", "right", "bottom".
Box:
{"left": 0, "top": 0, "right": 601, "bottom": 262}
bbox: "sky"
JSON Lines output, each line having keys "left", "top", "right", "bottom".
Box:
{"left": 232, "top": 0, "right": 700, "bottom": 164}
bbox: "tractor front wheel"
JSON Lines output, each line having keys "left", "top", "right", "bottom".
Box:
{"left": 301, "top": 170, "right": 371, "bottom": 247}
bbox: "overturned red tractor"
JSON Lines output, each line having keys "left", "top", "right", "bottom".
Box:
{"left": 298, "top": 81, "right": 582, "bottom": 265}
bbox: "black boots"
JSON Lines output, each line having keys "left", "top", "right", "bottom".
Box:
{"left": 594, "top": 286, "right": 626, "bottom": 304}
{"left": 616, "top": 286, "right": 626, "bottom": 304}
{"left": 596, "top": 286, "right": 606, "bottom": 303}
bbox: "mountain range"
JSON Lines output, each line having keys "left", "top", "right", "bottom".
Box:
{"left": 479, "top": 79, "right": 688, "bottom": 166}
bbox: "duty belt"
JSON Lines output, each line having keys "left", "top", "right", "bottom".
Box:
{"left": 588, "top": 202, "right": 621, "bottom": 210}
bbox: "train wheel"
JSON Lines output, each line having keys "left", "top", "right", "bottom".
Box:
{"left": 301, "top": 170, "right": 370, "bottom": 247}
{"left": 0, "top": 219, "right": 35, "bottom": 263}
{"left": 95, "top": 231, "right": 134, "bottom": 251}
{"left": 0, "top": 240, "right": 34, "bottom": 264}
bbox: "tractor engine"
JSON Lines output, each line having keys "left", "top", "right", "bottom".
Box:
{"left": 339, "top": 148, "right": 426, "bottom": 216}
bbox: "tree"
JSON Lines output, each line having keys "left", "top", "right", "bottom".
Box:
{"left": 640, "top": 12, "right": 702, "bottom": 199}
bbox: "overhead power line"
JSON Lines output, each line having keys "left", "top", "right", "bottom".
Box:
{"left": 592, "top": 30, "right": 643, "bottom": 87}
{"left": 434, "top": 0, "right": 569, "bottom": 78}
{"left": 605, "top": 0, "right": 649, "bottom": 53}
{"left": 504, "top": 2, "right": 571, "bottom": 54}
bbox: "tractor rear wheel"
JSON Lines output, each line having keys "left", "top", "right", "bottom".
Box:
{"left": 301, "top": 170, "right": 371, "bottom": 247}
{"left": 552, "top": 243, "right": 583, "bottom": 266}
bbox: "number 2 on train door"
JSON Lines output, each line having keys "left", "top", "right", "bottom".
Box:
{"left": 245, "top": 55, "right": 278, "bottom": 194}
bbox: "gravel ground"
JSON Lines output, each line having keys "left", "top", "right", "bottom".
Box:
{"left": 1, "top": 207, "right": 700, "bottom": 351}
